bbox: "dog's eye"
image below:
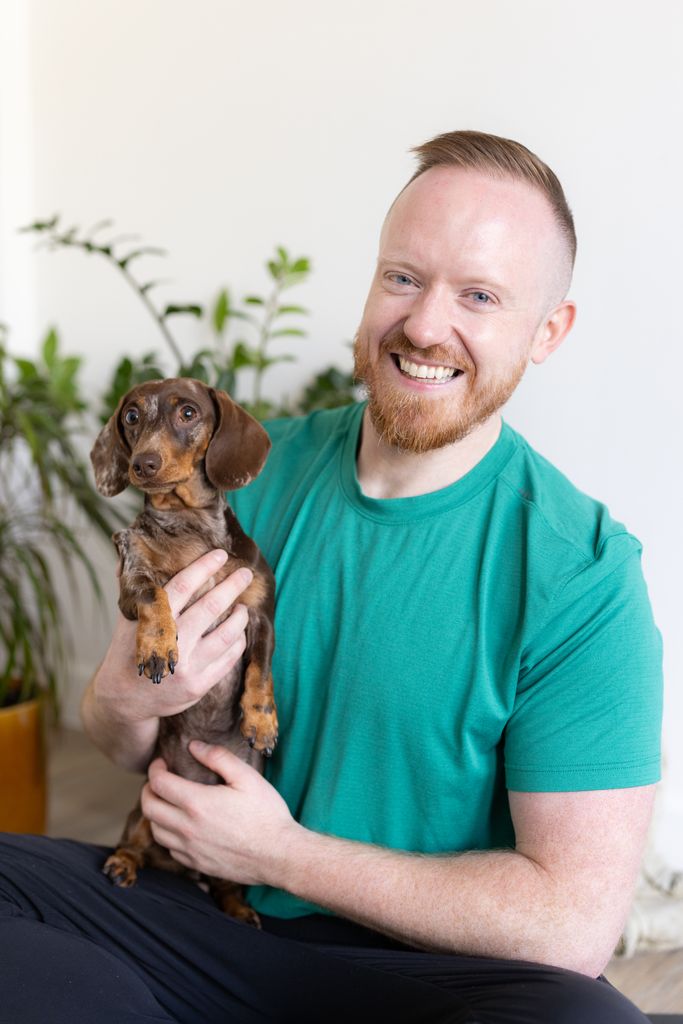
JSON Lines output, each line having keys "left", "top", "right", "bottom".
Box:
{"left": 179, "top": 405, "right": 197, "bottom": 422}
{"left": 124, "top": 408, "right": 139, "bottom": 426}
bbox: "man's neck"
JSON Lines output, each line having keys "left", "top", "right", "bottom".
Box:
{"left": 356, "top": 410, "right": 503, "bottom": 499}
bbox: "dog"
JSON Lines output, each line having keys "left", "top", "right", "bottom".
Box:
{"left": 90, "top": 377, "right": 278, "bottom": 926}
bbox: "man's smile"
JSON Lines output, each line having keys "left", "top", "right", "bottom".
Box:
{"left": 391, "top": 353, "right": 465, "bottom": 385}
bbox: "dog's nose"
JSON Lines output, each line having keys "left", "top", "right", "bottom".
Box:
{"left": 132, "top": 451, "right": 162, "bottom": 479}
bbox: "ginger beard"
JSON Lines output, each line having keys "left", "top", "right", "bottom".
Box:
{"left": 353, "top": 327, "right": 529, "bottom": 454}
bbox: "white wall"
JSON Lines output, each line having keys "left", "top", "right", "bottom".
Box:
{"left": 1, "top": 0, "right": 681, "bottom": 860}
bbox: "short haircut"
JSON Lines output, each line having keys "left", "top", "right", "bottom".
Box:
{"left": 408, "top": 130, "right": 576, "bottom": 272}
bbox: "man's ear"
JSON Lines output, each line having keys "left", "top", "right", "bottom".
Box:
{"left": 205, "top": 389, "right": 271, "bottom": 491}
{"left": 530, "top": 300, "right": 577, "bottom": 366}
{"left": 90, "top": 397, "right": 131, "bottom": 496}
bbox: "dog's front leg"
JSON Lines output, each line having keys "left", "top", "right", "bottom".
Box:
{"left": 133, "top": 587, "right": 179, "bottom": 684}
{"left": 116, "top": 532, "right": 179, "bottom": 685}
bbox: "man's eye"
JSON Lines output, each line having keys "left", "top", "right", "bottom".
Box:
{"left": 179, "top": 406, "right": 197, "bottom": 421}
{"left": 470, "top": 292, "right": 492, "bottom": 304}
{"left": 124, "top": 408, "right": 139, "bottom": 425}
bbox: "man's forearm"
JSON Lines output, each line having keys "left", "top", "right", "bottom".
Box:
{"left": 81, "top": 668, "right": 159, "bottom": 773}
{"left": 265, "top": 827, "right": 615, "bottom": 977}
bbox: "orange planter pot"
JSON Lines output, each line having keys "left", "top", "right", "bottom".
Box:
{"left": 0, "top": 698, "right": 47, "bottom": 834}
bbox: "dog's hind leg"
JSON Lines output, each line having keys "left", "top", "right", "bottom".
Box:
{"left": 239, "top": 613, "right": 278, "bottom": 757}
{"left": 102, "top": 800, "right": 178, "bottom": 888}
{"left": 209, "top": 878, "right": 261, "bottom": 928}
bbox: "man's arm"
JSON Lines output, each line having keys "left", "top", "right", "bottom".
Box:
{"left": 273, "top": 786, "right": 655, "bottom": 976}
{"left": 80, "top": 551, "right": 252, "bottom": 772}
{"left": 142, "top": 744, "right": 655, "bottom": 977}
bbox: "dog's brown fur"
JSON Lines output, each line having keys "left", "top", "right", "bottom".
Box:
{"left": 90, "top": 377, "right": 278, "bottom": 926}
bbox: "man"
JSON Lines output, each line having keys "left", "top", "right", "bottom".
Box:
{"left": 0, "top": 131, "right": 662, "bottom": 1023}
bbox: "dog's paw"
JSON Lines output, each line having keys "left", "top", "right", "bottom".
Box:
{"left": 102, "top": 851, "right": 139, "bottom": 888}
{"left": 212, "top": 881, "right": 262, "bottom": 927}
{"left": 136, "top": 628, "right": 178, "bottom": 684}
{"left": 239, "top": 698, "right": 279, "bottom": 758}
{"left": 136, "top": 649, "right": 177, "bottom": 685}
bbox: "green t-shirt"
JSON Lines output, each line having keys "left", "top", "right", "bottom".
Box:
{"left": 230, "top": 402, "right": 662, "bottom": 919}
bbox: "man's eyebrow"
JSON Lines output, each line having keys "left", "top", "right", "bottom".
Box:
{"left": 377, "top": 256, "right": 422, "bottom": 276}
{"left": 459, "top": 275, "right": 511, "bottom": 297}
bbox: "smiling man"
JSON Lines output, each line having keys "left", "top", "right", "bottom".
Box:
{"left": 354, "top": 153, "right": 574, "bottom": 462}
{"left": 0, "top": 132, "right": 663, "bottom": 1024}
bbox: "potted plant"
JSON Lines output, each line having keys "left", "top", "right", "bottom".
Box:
{"left": 22, "top": 217, "right": 358, "bottom": 422}
{"left": 0, "top": 324, "right": 120, "bottom": 833}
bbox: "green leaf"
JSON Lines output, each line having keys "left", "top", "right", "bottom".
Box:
{"left": 212, "top": 290, "right": 230, "bottom": 334}
{"left": 231, "top": 341, "right": 262, "bottom": 370}
{"left": 14, "top": 358, "right": 39, "bottom": 382}
{"left": 162, "top": 304, "right": 203, "bottom": 319}
{"left": 296, "top": 364, "right": 357, "bottom": 413}
{"left": 139, "top": 280, "right": 169, "bottom": 295}
{"left": 18, "top": 214, "right": 60, "bottom": 235}
{"left": 181, "top": 349, "right": 214, "bottom": 382}
{"left": 244, "top": 295, "right": 264, "bottom": 306}
{"left": 277, "top": 304, "right": 308, "bottom": 316}
{"left": 214, "top": 367, "right": 236, "bottom": 396}
{"left": 258, "top": 354, "right": 296, "bottom": 369}
{"left": 118, "top": 246, "right": 167, "bottom": 270}
{"left": 42, "top": 328, "right": 59, "bottom": 368}
{"left": 270, "top": 327, "right": 306, "bottom": 338}
{"left": 279, "top": 273, "right": 310, "bottom": 290}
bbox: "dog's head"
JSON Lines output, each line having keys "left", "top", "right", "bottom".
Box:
{"left": 90, "top": 378, "right": 271, "bottom": 498}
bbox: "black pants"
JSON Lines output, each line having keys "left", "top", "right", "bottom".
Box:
{"left": 0, "top": 834, "right": 649, "bottom": 1024}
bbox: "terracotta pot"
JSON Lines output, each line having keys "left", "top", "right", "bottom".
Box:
{"left": 0, "top": 698, "right": 47, "bottom": 833}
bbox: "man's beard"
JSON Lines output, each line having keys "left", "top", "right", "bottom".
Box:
{"left": 353, "top": 327, "right": 528, "bottom": 455}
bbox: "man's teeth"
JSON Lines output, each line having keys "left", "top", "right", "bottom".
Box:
{"left": 397, "top": 357, "right": 457, "bottom": 381}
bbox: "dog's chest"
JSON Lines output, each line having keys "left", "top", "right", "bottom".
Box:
{"left": 116, "top": 506, "right": 232, "bottom": 589}
{"left": 157, "top": 668, "right": 247, "bottom": 781}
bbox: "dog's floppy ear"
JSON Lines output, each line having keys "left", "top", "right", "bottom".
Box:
{"left": 205, "top": 389, "right": 271, "bottom": 491}
{"left": 90, "top": 397, "right": 131, "bottom": 497}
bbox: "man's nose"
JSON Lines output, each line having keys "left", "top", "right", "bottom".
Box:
{"left": 402, "top": 285, "right": 453, "bottom": 348}
{"left": 132, "top": 451, "right": 162, "bottom": 480}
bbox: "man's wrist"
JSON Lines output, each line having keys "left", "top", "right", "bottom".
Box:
{"left": 259, "top": 819, "right": 313, "bottom": 892}
{"left": 82, "top": 669, "right": 159, "bottom": 771}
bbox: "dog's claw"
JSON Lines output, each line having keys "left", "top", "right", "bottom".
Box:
{"left": 264, "top": 747, "right": 273, "bottom": 758}
{"left": 137, "top": 651, "right": 175, "bottom": 685}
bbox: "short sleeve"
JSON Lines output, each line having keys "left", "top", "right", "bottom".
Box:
{"left": 504, "top": 536, "right": 663, "bottom": 792}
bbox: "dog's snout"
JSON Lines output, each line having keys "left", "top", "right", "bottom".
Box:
{"left": 132, "top": 451, "right": 162, "bottom": 479}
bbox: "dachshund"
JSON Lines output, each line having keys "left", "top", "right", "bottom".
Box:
{"left": 90, "top": 377, "right": 278, "bottom": 926}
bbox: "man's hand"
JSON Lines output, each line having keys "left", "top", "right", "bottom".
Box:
{"left": 81, "top": 550, "right": 253, "bottom": 770}
{"left": 142, "top": 742, "right": 299, "bottom": 886}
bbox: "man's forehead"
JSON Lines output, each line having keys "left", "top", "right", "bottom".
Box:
{"left": 380, "top": 166, "right": 566, "bottom": 292}
{"left": 384, "top": 167, "right": 556, "bottom": 242}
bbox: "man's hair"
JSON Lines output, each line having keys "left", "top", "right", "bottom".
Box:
{"left": 408, "top": 130, "right": 577, "bottom": 271}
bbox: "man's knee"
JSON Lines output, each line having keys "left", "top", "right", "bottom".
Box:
{"left": 528, "top": 968, "right": 648, "bottom": 1024}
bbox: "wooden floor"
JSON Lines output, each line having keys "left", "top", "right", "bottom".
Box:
{"left": 46, "top": 728, "right": 683, "bottom": 1016}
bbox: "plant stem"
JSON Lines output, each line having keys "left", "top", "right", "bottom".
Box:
{"left": 253, "top": 279, "right": 282, "bottom": 407}
{"left": 114, "top": 260, "right": 184, "bottom": 368}
{"left": 37, "top": 227, "right": 185, "bottom": 370}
